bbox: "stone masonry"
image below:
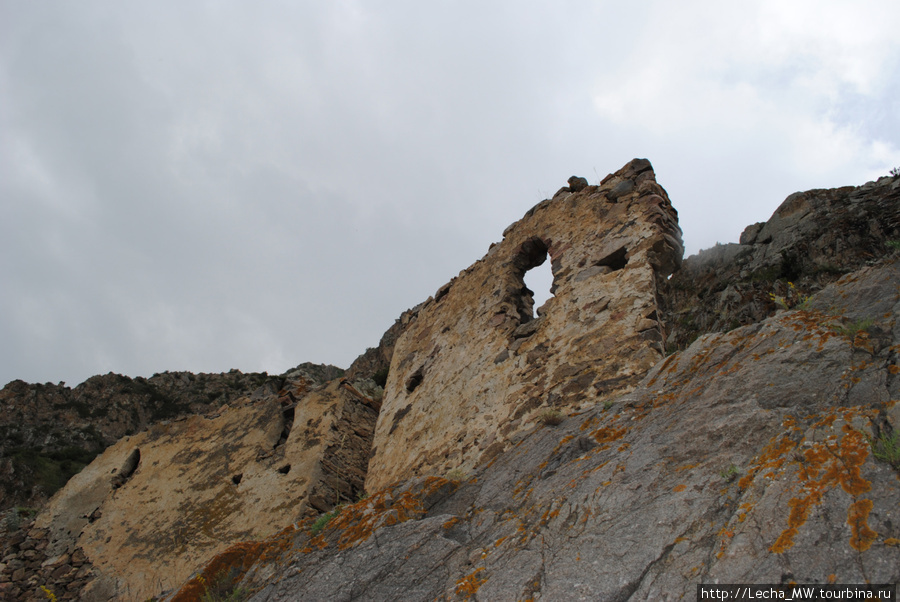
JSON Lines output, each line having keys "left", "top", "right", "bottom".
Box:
{"left": 366, "top": 159, "right": 684, "bottom": 491}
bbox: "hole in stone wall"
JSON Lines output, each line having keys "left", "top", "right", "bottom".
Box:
{"left": 512, "top": 237, "right": 553, "bottom": 322}
{"left": 524, "top": 260, "right": 554, "bottom": 317}
{"left": 596, "top": 246, "right": 628, "bottom": 271}
{"left": 406, "top": 368, "right": 424, "bottom": 393}
{"left": 232, "top": 473, "right": 243, "bottom": 485}
{"left": 277, "top": 464, "right": 291, "bottom": 474}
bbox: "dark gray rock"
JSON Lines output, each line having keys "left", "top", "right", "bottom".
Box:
{"left": 567, "top": 175, "right": 589, "bottom": 192}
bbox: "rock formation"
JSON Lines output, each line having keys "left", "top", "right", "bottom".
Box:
{"left": 0, "top": 364, "right": 342, "bottom": 509}
{"left": 366, "top": 158, "right": 683, "bottom": 491}
{"left": 2, "top": 160, "right": 899, "bottom": 601}
{"left": 663, "top": 175, "right": 900, "bottom": 351}
{"left": 1, "top": 370, "right": 375, "bottom": 600}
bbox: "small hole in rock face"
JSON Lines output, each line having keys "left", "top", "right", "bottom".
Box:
{"left": 277, "top": 465, "right": 291, "bottom": 474}
{"left": 232, "top": 473, "right": 243, "bottom": 485}
{"left": 596, "top": 246, "right": 628, "bottom": 271}
{"left": 406, "top": 368, "right": 424, "bottom": 393}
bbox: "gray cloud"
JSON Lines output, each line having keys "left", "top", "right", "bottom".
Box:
{"left": 2, "top": 1, "right": 898, "bottom": 386}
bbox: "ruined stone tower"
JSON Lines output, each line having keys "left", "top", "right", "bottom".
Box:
{"left": 366, "top": 158, "right": 684, "bottom": 490}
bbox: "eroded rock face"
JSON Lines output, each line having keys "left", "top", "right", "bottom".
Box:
{"left": 663, "top": 173, "right": 900, "bottom": 351}
{"left": 26, "top": 375, "right": 376, "bottom": 601}
{"left": 0, "top": 364, "right": 340, "bottom": 509}
{"left": 366, "top": 159, "right": 684, "bottom": 492}
{"left": 222, "top": 258, "right": 899, "bottom": 602}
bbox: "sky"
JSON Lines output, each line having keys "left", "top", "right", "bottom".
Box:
{"left": 1, "top": 1, "right": 898, "bottom": 388}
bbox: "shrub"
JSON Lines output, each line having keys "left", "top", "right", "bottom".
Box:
{"left": 539, "top": 409, "right": 564, "bottom": 426}
{"left": 890, "top": 167, "right": 900, "bottom": 177}
{"left": 445, "top": 469, "right": 467, "bottom": 482}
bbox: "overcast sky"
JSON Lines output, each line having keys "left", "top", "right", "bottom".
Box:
{"left": 2, "top": 1, "right": 898, "bottom": 387}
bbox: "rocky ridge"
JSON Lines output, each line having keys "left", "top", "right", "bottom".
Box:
{"left": 663, "top": 174, "right": 900, "bottom": 351}
{"left": 2, "top": 160, "right": 899, "bottom": 601}
{"left": 0, "top": 364, "right": 343, "bottom": 510}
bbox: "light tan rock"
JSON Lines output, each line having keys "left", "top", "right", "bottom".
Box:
{"left": 366, "top": 159, "right": 683, "bottom": 491}
{"left": 34, "top": 377, "right": 376, "bottom": 601}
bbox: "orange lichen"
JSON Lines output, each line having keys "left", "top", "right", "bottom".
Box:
{"left": 171, "top": 541, "right": 265, "bottom": 602}
{"left": 739, "top": 435, "right": 797, "bottom": 490}
{"left": 847, "top": 499, "right": 877, "bottom": 552}
{"left": 455, "top": 567, "right": 487, "bottom": 598}
{"left": 884, "top": 538, "right": 900, "bottom": 547}
{"left": 770, "top": 420, "right": 872, "bottom": 554}
{"left": 673, "top": 484, "right": 686, "bottom": 493}
{"left": 591, "top": 425, "right": 627, "bottom": 448}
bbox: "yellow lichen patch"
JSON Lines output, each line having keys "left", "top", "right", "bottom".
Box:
{"left": 332, "top": 489, "right": 426, "bottom": 551}
{"left": 455, "top": 567, "right": 487, "bottom": 598}
{"left": 674, "top": 462, "right": 698, "bottom": 472}
{"left": 847, "top": 499, "right": 877, "bottom": 552}
{"left": 739, "top": 435, "right": 797, "bottom": 490}
{"left": 770, "top": 424, "right": 872, "bottom": 554}
{"left": 580, "top": 416, "right": 600, "bottom": 431}
{"left": 591, "top": 425, "right": 627, "bottom": 448}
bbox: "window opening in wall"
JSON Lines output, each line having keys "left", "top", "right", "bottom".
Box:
{"left": 513, "top": 236, "right": 553, "bottom": 322}
{"left": 524, "top": 260, "right": 554, "bottom": 317}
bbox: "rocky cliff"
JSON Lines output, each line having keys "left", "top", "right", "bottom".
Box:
{"left": 2, "top": 160, "right": 899, "bottom": 601}
{"left": 0, "top": 364, "right": 343, "bottom": 510}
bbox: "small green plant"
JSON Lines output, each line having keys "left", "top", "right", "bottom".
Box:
{"left": 768, "top": 282, "right": 810, "bottom": 310}
{"left": 868, "top": 431, "right": 900, "bottom": 469}
{"left": 887, "top": 240, "right": 900, "bottom": 251}
{"left": 310, "top": 505, "right": 343, "bottom": 536}
{"left": 720, "top": 464, "right": 740, "bottom": 483}
{"left": 830, "top": 317, "right": 875, "bottom": 337}
{"left": 602, "top": 400, "right": 614, "bottom": 411}
{"left": 445, "top": 469, "right": 467, "bottom": 482}
{"left": 539, "top": 409, "right": 564, "bottom": 426}
{"left": 197, "top": 570, "right": 248, "bottom": 602}
{"left": 890, "top": 167, "right": 900, "bottom": 178}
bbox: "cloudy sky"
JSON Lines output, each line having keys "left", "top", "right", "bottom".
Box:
{"left": 2, "top": 1, "right": 898, "bottom": 387}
